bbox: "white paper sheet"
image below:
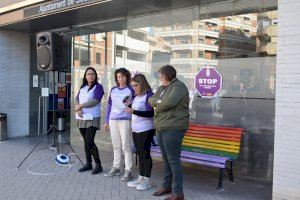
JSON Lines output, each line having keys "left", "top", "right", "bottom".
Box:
{"left": 75, "top": 113, "right": 94, "bottom": 120}
{"left": 114, "top": 98, "right": 127, "bottom": 111}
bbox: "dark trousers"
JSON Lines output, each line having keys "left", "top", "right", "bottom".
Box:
{"left": 157, "top": 130, "right": 185, "bottom": 195}
{"left": 132, "top": 129, "right": 155, "bottom": 178}
{"left": 79, "top": 126, "right": 101, "bottom": 165}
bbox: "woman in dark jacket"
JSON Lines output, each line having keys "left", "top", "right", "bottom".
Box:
{"left": 149, "top": 65, "right": 190, "bottom": 200}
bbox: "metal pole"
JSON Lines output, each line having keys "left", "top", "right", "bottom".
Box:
{"left": 88, "top": 34, "right": 91, "bottom": 65}
{"left": 38, "top": 97, "right": 41, "bottom": 135}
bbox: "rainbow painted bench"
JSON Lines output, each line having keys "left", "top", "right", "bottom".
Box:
{"left": 151, "top": 124, "right": 244, "bottom": 189}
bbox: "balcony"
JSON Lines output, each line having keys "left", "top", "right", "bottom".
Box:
{"left": 116, "top": 34, "right": 149, "bottom": 53}
{"left": 257, "top": 11, "right": 278, "bottom": 20}
{"left": 154, "top": 29, "right": 219, "bottom": 38}
{"left": 219, "top": 47, "right": 254, "bottom": 54}
{"left": 170, "top": 58, "right": 218, "bottom": 66}
{"left": 224, "top": 21, "right": 256, "bottom": 33}
{"left": 219, "top": 32, "right": 256, "bottom": 44}
{"left": 204, "top": 19, "right": 221, "bottom": 25}
{"left": 257, "top": 42, "right": 277, "bottom": 55}
{"left": 115, "top": 57, "right": 148, "bottom": 72}
{"left": 257, "top": 25, "right": 277, "bottom": 37}
{"left": 171, "top": 43, "right": 218, "bottom": 51}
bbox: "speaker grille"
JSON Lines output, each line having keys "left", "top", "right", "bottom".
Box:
{"left": 37, "top": 46, "right": 51, "bottom": 70}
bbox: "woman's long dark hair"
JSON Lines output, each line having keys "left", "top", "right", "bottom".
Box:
{"left": 80, "top": 67, "right": 98, "bottom": 91}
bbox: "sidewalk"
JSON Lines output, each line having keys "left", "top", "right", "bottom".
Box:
{"left": 0, "top": 137, "right": 272, "bottom": 200}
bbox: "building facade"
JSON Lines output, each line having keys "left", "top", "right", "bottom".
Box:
{"left": 0, "top": 0, "right": 299, "bottom": 199}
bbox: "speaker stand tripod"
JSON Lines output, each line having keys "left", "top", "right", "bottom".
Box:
{"left": 16, "top": 123, "right": 84, "bottom": 170}
{"left": 16, "top": 71, "right": 83, "bottom": 170}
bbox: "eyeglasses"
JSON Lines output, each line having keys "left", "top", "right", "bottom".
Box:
{"left": 131, "top": 84, "right": 140, "bottom": 87}
{"left": 86, "top": 73, "right": 96, "bottom": 76}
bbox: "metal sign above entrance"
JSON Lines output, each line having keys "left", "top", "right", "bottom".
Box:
{"left": 24, "top": 0, "right": 107, "bottom": 18}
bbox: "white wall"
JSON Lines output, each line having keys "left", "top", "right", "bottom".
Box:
{"left": 273, "top": 1, "right": 300, "bottom": 199}
{"left": 0, "top": 30, "right": 30, "bottom": 137}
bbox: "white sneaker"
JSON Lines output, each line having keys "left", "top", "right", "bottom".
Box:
{"left": 136, "top": 177, "right": 151, "bottom": 191}
{"left": 127, "top": 175, "right": 144, "bottom": 188}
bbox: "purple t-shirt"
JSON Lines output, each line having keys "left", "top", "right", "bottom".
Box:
{"left": 105, "top": 85, "right": 134, "bottom": 123}
{"left": 76, "top": 83, "right": 104, "bottom": 117}
{"left": 131, "top": 91, "right": 154, "bottom": 132}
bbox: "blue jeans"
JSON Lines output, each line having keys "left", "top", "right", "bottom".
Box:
{"left": 156, "top": 130, "right": 185, "bottom": 195}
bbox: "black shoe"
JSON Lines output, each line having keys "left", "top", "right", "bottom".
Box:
{"left": 91, "top": 164, "right": 103, "bottom": 175}
{"left": 78, "top": 163, "right": 92, "bottom": 172}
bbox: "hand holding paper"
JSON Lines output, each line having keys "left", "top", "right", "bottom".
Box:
{"left": 76, "top": 113, "right": 93, "bottom": 120}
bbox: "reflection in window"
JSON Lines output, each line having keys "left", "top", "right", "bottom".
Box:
{"left": 81, "top": 35, "right": 89, "bottom": 42}
{"left": 116, "top": 30, "right": 123, "bottom": 34}
{"left": 95, "top": 33, "right": 103, "bottom": 42}
{"left": 71, "top": 2, "right": 278, "bottom": 181}
{"left": 96, "top": 53, "right": 101, "bottom": 64}
{"left": 198, "top": 51, "right": 204, "bottom": 58}
{"left": 127, "top": 51, "right": 146, "bottom": 62}
{"left": 80, "top": 48, "right": 89, "bottom": 66}
{"left": 73, "top": 45, "right": 79, "bottom": 60}
{"left": 128, "top": 30, "right": 146, "bottom": 41}
{"left": 116, "top": 45, "right": 123, "bottom": 58}
{"left": 198, "top": 36, "right": 204, "bottom": 44}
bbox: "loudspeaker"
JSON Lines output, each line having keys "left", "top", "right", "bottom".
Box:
{"left": 36, "top": 32, "right": 63, "bottom": 71}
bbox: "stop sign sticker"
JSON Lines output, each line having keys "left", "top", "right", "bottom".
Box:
{"left": 194, "top": 67, "right": 222, "bottom": 98}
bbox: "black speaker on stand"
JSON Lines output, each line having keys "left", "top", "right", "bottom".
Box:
{"left": 36, "top": 32, "right": 63, "bottom": 71}
{"left": 16, "top": 31, "right": 83, "bottom": 170}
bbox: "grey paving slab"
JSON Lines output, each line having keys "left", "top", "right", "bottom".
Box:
{"left": 0, "top": 137, "right": 272, "bottom": 200}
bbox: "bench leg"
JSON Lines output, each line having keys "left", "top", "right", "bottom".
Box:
{"left": 218, "top": 168, "right": 224, "bottom": 190}
{"left": 226, "top": 161, "right": 234, "bottom": 182}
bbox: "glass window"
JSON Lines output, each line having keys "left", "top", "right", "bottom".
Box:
{"left": 128, "top": 30, "right": 145, "bottom": 41}
{"left": 95, "top": 33, "right": 103, "bottom": 42}
{"left": 96, "top": 53, "right": 101, "bottom": 64}
{"left": 80, "top": 48, "right": 89, "bottom": 66}
{"left": 73, "top": 45, "right": 79, "bottom": 60}
{"left": 81, "top": 35, "right": 89, "bottom": 42}
{"left": 198, "top": 36, "right": 204, "bottom": 43}
{"left": 198, "top": 51, "right": 204, "bottom": 58}
{"left": 116, "top": 45, "right": 123, "bottom": 58}
{"left": 71, "top": 0, "right": 278, "bottom": 181}
{"left": 127, "top": 51, "right": 146, "bottom": 62}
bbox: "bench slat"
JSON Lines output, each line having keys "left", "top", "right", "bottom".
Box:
{"left": 182, "top": 146, "right": 238, "bottom": 160}
{"left": 189, "top": 127, "right": 243, "bottom": 135}
{"left": 186, "top": 130, "right": 242, "bottom": 139}
{"left": 189, "top": 124, "right": 244, "bottom": 134}
{"left": 151, "top": 146, "right": 227, "bottom": 163}
{"left": 184, "top": 136, "right": 240, "bottom": 147}
{"left": 151, "top": 152, "right": 226, "bottom": 168}
{"left": 183, "top": 142, "right": 239, "bottom": 154}
{"left": 181, "top": 151, "right": 227, "bottom": 163}
{"left": 185, "top": 132, "right": 241, "bottom": 142}
{"left": 183, "top": 140, "right": 240, "bottom": 153}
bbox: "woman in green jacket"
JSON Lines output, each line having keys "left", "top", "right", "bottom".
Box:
{"left": 149, "top": 65, "right": 189, "bottom": 200}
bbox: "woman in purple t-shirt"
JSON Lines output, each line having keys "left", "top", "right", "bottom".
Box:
{"left": 125, "top": 74, "right": 155, "bottom": 191}
{"left": 104, "top": 68, "right": 134, "bottom": 182}
{"left": 75, "top": 67, "right": 104, "bottom": 175}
